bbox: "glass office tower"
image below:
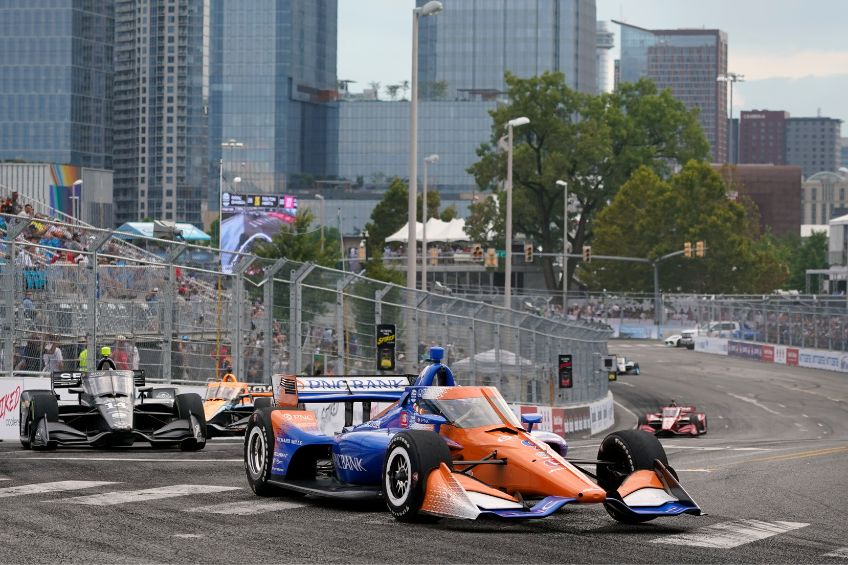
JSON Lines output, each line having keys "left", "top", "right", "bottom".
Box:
{"left": 0, "top": 1, "right": 113, "bottom": 168}
{"left": 113, "top": 0, "right": 209, "bottom": 226}
{"left": 209, "top": 0, "right": 338, "bottom": 206}
{"left": 417, "top": 0, "right": 597, "bottom": 99}
{"left": 618, "top": 21, "right": 728, "bottom": 163}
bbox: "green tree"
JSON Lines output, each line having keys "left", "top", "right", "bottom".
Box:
{"left": 463, "top": 193, "right": 505, "bottom": 248}
{"left": 364, "top": 177, "right": 409, "bottom": 254}
{"left": 208, "top": 218, "right": 220, "bottom": 247}
{"left": 585, "top": 161, "right": 788, "bottom": 293}
{"left": 468, "top": 71, "right": 710, "bottom": 295}
{"left": 254, "top": 208, "right": 340, "bottom": 267}
{"left": 417, "top": 189, "right": 440, "bottom": 222}
{"left": 776, "top": 231, "right": 829, "bottom": 291}
{"left": 440, "top": 205, "right": 458, "bottom": 221}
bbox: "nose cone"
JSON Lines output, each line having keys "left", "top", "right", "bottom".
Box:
{"left": 577, "top": 486, "right": 607, "bottom": 503}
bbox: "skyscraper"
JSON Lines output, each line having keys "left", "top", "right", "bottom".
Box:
{"left": 786, "top": 117, "right": 842, "bottom": 178}
{"left": 417, "top": 0, "right": 597, "bottom": 99}
{"left": 0, "top": 2, "right": 113, "bottom": 168}
{"left": 616, "top": 21, "right": 728, "bottom": 163}
{"left": 113, "top": 0, "right": 209, "bottom": 226}
{"left": 209, "top": 0, "right": 338, "bottom": 206}
{"left": 739, "top": 110, "right": 788, "bottom": 165}
{"left": 596, "top": 21, "right": 615, "bottom": 94}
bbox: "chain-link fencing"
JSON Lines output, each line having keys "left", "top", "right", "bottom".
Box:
{"left": 1, "top": 213, "right": 612, "bottom": 406}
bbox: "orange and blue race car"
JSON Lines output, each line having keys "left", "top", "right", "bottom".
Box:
{"left": 244, "top": 347, "right": 702, "bottom": 523}
{"left": 203, "top": 374, "right": 273, "bottom": 437}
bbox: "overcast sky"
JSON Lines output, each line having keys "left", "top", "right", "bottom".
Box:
{"left": 338, "top": 0, "right": 848, "bottom": 132}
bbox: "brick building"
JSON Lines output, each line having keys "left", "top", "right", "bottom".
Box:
{"left": 714, "top": 164, "right": 802, "bottom": 236}
{"left": 739, "top": 110, "right": 788, "bottom": 165}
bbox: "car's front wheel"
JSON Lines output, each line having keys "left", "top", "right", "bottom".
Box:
{"left": 382, "top": 430, "right": 451, "bottom": 522}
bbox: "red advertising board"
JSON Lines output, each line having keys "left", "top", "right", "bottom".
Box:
{"left": 786, "top": 348, "right": 799, "bottom": 366}
{"left": 761, "top": 345, "right": 774, "bottom": 363}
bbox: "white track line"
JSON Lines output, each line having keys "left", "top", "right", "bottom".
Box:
{"left": 614, "top": 400, "right": 640, "bottom": 420}
{"left": 59, "top": 484, "right": 240, "bottom": 506}
{"left": 652, "top": 519, "right": 808, "bottom": 549}
{"left": 186, "top": 500, "right": 306, "bottom": 515}
{"left": 0, "top": 481, "right": 116, "bottom": 499}
{"left": 727, "top": 393, "right": 782, "bottom": 415}
{"left": 824, "top": 547, "right": 848, "bottom": 558}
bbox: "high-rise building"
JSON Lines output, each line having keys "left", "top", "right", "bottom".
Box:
{"left": 616, "top": 21, "right": 728, "bottom": 163}
{"left": 739, "top": 110, "right": 788, "bottom": 165}
{"left": 113, "top": 0, "right": 209, "bottom": 226}
{"left": 0, "top": 2, "right": 113, "bottom": 169}
{"left": 715, "top": 164, "right": 801, "bottom": 236}
{"left": 786, "top": 117, "right": 842, "bottom": 178}
{"left": 841, "top": 137, "right": 848, "bottom": 169}
{"left": 596, "top": 21, "right": 615, "bottom": 94}
{"left": 209, "top": 0, "right": 338, "bottom": 210}
{"left": 417, "top": 0, "right": 597, "bottom": 98}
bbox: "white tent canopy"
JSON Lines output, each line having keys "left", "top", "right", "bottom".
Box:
{"left": 451, "top": 349, "right": 535, "bottom": 374}
{"left": 385, "top": 218, "right": 472, "bottom": 243}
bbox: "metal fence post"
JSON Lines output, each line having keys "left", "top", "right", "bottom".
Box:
{"left": 161, "top": 244, "right": 186, "bottom": 383}
{"left": 336, "top": 273, "right": 358, "bottom": 375}
{"left": 4, "top": 220, "right": 28, "bottom": 376}
{"left": 288, "top": 263, "right": 315, "bottom": 374}
{"left": 262, "top": 259, "right": 287, "bottom": 382}
{"left": 87, "top": 233, "right": 111, "bottom": 372}
{"left": 374, "top": 285, "right": 393, "bottom": 327}
{"left": 232, "top": 257, "right": 256, "bottom": 380}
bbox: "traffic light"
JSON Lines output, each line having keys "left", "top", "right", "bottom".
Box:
{"left": 582, "top": 245, "right": 591, "bottom": 262}
{"left": 472, "top": 244, "right": 483, "bottom": 261}
{"left": 524, "top": 242, "right": 534, "bottom": 263}
{"left": 695, "top": 240, "right": 705, "bottom": 257}
{"left": 684, "top": 241, "right": 692, "bottom": 258}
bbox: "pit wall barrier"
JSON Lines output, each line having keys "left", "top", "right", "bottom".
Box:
{"left": 1, "top": 382, "right": 615, "bottom": 441}
{"left": 694, "top": 337, "right": 848, "bottom": 373}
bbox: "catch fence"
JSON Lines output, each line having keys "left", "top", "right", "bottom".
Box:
{"left": 1, "top": 214, "right": 611, "bottom": 406}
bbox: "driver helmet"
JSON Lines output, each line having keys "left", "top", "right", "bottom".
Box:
{"left": 100, "top": 346, "right": 112, "bottom": 357}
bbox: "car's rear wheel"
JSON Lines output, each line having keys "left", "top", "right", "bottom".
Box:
{"left": 382, "top": 430, "right": 451, "bottom": 523}
{"left": 597, "top": 430, "right": 669, "bottom": 524}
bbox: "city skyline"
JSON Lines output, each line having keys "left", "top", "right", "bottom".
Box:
{"left": 338, "top": 0, "right": 848, "bottom": 132}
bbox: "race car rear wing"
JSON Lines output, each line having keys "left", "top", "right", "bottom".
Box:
{"left": 272, "top": 374, "right": 414, "bottom": 407}
{"left": 51, "top": 370, "right": 146, "bottom": 389}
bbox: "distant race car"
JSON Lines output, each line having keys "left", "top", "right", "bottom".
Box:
{"left": 664, "top": 334, "right": 683, "bottom": 347}
{"left": 679, "top": 330, "right": 697, "bottom": 350}
{"left": 19, "top": 370, "right": 207, "bottom": 450}
{"left": 243, "top": 347, "right": 702, "bottom": 524}
{"left": 203, "top": 374, "right": 274, "bottom": 437}
{"left": 613, "top": 354, "right": 640, "bottom": 375}
{"left": 637, "top": 403, "right": 707, "bottom": 437}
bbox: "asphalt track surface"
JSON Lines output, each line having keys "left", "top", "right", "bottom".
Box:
{"left": 1, "top": 343, "right": 847, "bottom": 564}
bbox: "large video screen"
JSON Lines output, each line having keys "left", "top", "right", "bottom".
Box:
{"left": 220, "top": 192, "right": 298, "bottom": 272}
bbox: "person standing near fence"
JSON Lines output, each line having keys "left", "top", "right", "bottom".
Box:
{"left": 114, "top": 335, "right": 130, "bottom": 370}
{"left": 42, "top": 339, "right": 63, "bottom": 373}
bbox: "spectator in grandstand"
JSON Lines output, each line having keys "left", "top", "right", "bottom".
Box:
{"left": 19, "top": 203, "right": 34, "bottom": 218}
{"left": 15, "top": 333, "right": 42, "bottom": 372}
{"left": 114, "top": 335, "right": 131, "bottom": 370}
{"left": 22, "top": 291, "right": 35, "bottom": 320}
{"left": 42, "top": 339, "right": 64, "bottom": 373}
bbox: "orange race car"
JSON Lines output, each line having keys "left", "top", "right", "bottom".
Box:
{"left": 203, "top": 374, "right": 273, "bottom": 437}
{"left": 244, "top": 347, "right": 702, "bottom": 523}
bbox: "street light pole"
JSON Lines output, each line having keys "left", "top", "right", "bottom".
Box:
{"left": 717, "top": 73, "right": 744, "bottom": 163}
{"left": 556, "top": 179, "right": 568, "bottom": 314}
{"left": 422, "top": 154, "right": 439, "bottom": 292}
{"left": 72, "top": 179, "right": 83, "bottom": 224}
{"left": 504, "top": 116, "right": 530, "bottom": 310}
{"left": 407, "top": 1, "right": 443, "bottom": 294}
{"left": 315, "top": 194, "right": 325, "bottom": 252}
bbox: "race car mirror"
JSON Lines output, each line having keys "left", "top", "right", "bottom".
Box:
{"left": 558, "top": 354, "right": 573, "bottom": 389}
{"left": 376, "top": 324, "right": 396, "bottom": 372}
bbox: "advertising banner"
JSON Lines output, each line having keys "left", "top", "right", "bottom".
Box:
{"left": 0, "top": 379, "right": 22, "bottom": 440}
{"left": 728, "top": 340, "right": 762, "bottom": 360}
{"left": 375, "top": 324, "right": 396, "bottom": 372}
{"left": 557, "top": 354, "right": 573, "bottom": 389}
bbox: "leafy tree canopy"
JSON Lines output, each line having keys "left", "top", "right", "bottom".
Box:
{"left": 254, "top": 208, "right": 340, "bottom": 268}
{"left": 468, "top": 71, "right": 710, "bottom": 293}
{"left": 584, "top": 161, "right": 788, "bottom": 293}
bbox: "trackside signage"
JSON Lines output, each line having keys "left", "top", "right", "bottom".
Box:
{"left": 293, "top": 376, "right": 408, "bottom": 394}
{"left": 699, "top": 337, "right": 848, "bottom": 375}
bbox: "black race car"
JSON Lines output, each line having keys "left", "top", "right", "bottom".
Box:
{"left": 19, "top": 370, "right": 207, "bottom": 450}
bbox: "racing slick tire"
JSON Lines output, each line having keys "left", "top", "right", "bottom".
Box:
{"left": 634, "top": 364, "right": 640, "bottom": 375}
{"left": 21, "top": 391, "right": 59, "bottom": 451}
{"left": 175, "top": 393, "right": 207, "bottom": 451}
{"left": 382, "top": 430, "right": 452, "bottom": 523}
{"left": 243, "top": 408, "right": 304, "bottom": 497}
{"left": 597, "top": 430, "right": 668, "bottom": 524}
